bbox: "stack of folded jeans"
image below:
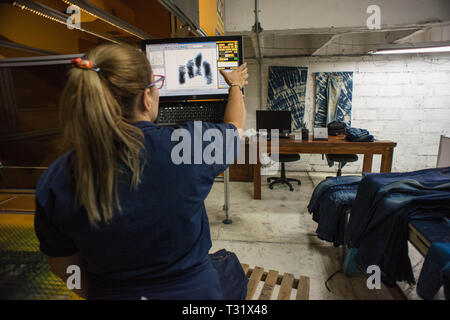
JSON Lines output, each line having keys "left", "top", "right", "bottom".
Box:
{"left": 345, "top": 127, "right": 374, "bottom": 142}
{"left": 308, "top": 176, "right": 362, "bottom": 247}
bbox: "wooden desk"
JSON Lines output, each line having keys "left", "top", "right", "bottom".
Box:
{"left": 253, "top": 135, "right": 397, "bottom": 199}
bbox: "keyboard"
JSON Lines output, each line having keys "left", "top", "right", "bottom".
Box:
{"left": 156, "top": 101, "right": 226, "bottom": 126}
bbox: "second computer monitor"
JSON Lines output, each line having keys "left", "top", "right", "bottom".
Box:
{"left": 256, "top": 110, "right": 292, "bottom": 135}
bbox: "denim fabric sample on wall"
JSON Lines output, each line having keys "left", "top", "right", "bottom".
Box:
{"left": 327, "top": 74, "right": 343, "bottom": 124}
{"left": 313, "top": 72, "right": 353, "bottom": 128}
{"left": 267, "top": 66, "right": 308, "bottom": 129}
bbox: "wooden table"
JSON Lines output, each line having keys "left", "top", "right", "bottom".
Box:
{"left": 253, "top": 135, "right": 397, "bottom": 200}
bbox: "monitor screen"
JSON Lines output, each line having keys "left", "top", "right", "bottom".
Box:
{"left": 256, "top": 110, "right": 292, "bottom": 134}
{"left": 142, "top": 36, "right": 243, "bottom": 100}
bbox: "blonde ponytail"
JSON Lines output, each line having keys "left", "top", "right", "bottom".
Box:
{"left": 60, "top": 44, "right": 151, "bottom": 226}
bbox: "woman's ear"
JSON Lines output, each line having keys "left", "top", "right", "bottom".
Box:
{"left": 142, "top": 88, "right": 152, "bottom": 111}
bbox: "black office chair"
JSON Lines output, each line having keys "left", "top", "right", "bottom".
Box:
{"left": 324, "top": 121, "right": 359, "bottom": 176}
{"left": 267, "top": 154, "right": 301, "bottom": 191}
{"left": 326, "top": 154, "right": 358, "bottom": 176}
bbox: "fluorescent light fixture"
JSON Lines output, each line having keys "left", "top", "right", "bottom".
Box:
{"left": 370, "top": 42, "right": 450, "bottom": 55}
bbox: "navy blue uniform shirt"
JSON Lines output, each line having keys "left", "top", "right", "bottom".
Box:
{"left": 34, "top": 121, "right": 239, "bottom": 299}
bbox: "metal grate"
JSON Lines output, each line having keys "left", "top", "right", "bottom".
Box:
{"left": 0, "top": 223, "right": 76, "bottom": 300}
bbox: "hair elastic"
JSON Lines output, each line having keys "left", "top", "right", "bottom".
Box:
{"left": 71, "top": 57, "right": 100, "bottom": 72}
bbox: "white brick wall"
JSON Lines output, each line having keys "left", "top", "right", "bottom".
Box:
{"left": 243, "top": 53, "right": 450, "bottom": 173}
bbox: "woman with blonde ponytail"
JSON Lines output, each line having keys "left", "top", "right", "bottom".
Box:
{"left": 34, "top": 43, "right": 248, "bottom": 300}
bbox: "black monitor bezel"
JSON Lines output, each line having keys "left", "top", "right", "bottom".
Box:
{"left": 141, "top": 35, "right": 244, "bottom": 101}
{"left": 256, "top": 110, "right": 292, "bottom": 132}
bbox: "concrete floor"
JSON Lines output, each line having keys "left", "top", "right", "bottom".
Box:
{"left": 204, "top": 171, "right": 426, "bottom": 300}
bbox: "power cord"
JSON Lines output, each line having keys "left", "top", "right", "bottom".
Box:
{"left": 325, "top": 269, "right": 343, "bottom": 292}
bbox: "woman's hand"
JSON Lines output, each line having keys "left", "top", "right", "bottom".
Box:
{"left": 220, "top": 63, "right": 248, "bottom": 89}
{"left": 222, "top": 63, "right": 247, "bottom": 133}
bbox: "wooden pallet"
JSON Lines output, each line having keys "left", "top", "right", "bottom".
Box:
{"left": 408, "top": 223, "right": 431, "bottom": 256}
{"left": 241, "top": 264, "right": 310, "bottom": 300}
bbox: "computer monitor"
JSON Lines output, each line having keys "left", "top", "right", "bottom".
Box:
{"left": 256, "top": 110, "right": 292, "bottom": 135}
{"left": 141, "top": 36, "right": 243, "bottom": 101}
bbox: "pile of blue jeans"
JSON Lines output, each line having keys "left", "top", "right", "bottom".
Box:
{"left": 413, "top": 217, "right": 450, "bottom": 299}
{"left": 308, "top": 176, "right": 362, "bottom": 247}
{"left": 345, "top": 128, "right": 374, "bottom": 142}
{"left": 417, "top": 240, "right": 450, "bottom": 300}
{"left": 347, "top": 167, "right": 450, "bottom": 286}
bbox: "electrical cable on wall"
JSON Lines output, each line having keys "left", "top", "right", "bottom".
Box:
{"left": 253, "top": 0, "right": 263, "bottom": 110}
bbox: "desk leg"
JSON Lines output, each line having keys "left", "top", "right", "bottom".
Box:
{"left": 381, "top": 148, "right": 394, "bottom": 173}
{"left": 362, "top": 154, "right": 373, "bottom": 173}
{"left": 253, "top": 161, "right": 261, "bottom": 200}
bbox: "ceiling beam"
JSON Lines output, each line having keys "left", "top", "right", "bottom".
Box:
{"left": 11, "top": 0, "right": 120, "bottom": 43}
{"left": 0, "top": 39, "right": 57, "bottom": 55}
{"left": 311, "top": 34, "right": 344, "bottom": 56}
{"left": 225, "top": 0, "right": 450, "bottom": 34}
{"left": 62, "top": 0, "right": 152, "bottom": 39}
{"left": 394, "top": 24, "right": 450, "bottom": 43}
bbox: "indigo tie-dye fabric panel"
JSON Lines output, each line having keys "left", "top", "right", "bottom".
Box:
{"left": 267, "top": 66, "right": 308, "bottom": 129}
{"left": 313, "top": 72, "right": 353, "bottom": 128}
